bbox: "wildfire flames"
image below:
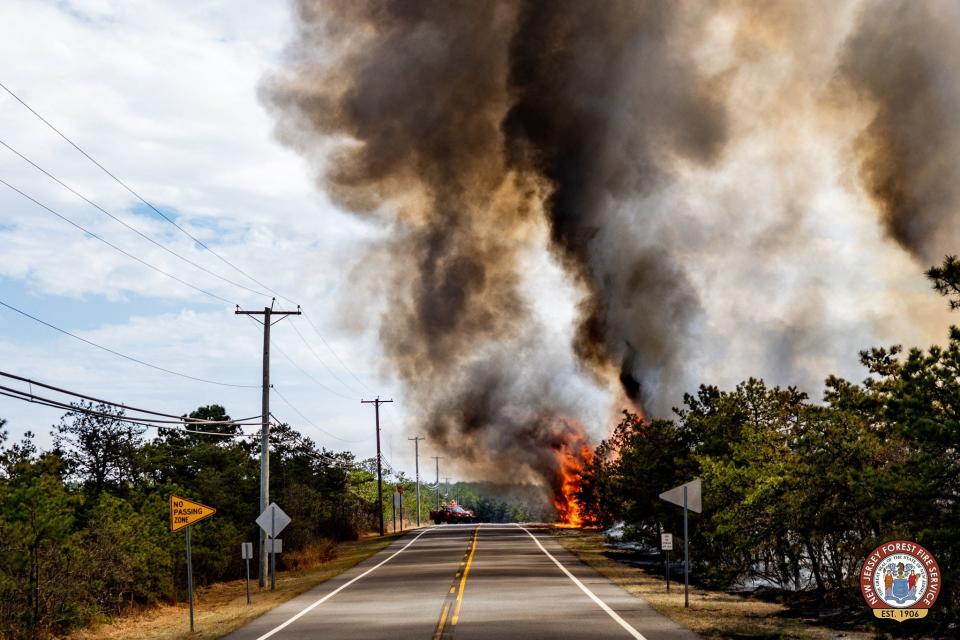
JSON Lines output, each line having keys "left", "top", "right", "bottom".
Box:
{"left": 552, "top": 438, "right": 593, "bottom": 527}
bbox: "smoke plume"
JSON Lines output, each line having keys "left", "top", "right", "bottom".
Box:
{"left": 840, "top": 0, "right": 960, "bottom": 263}
{"left": 263, "top": 0, "right": 960, "bottom": 503}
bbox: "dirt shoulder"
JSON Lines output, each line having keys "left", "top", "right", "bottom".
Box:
{"left": 65, "top": 532, "right": 406, "bottom": 640}
{"left": 551, "top": 528, "right": 876, "bottom": 640}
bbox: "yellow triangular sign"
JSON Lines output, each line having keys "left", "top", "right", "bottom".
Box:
{"left": 170, "top": 495, "right": 216, "bottom": 532}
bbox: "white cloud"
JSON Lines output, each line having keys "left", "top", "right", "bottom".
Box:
{"left": 0, "top": 1, "right": 401, "bottom": 464}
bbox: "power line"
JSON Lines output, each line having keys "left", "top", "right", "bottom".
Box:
{"left": 0, "top": 177, "right": 233, "bottom": 304}
{"left": 0, "top": 386, "right": 260, "bottom": 437}
{"left": 0, "top": 298, "right": 258, "bottom": 388}
{"left": 1, "top": 80, "right": 378, "bottom": 398}
{"left": 0, "top": 369, "right": 259, "bottom": 424}
{"left": 0, "top": 138, "right": 273, "bottom": 302}
{"left": 271, "top": 385, "right": 365, "bottom": 443}
{"left": 0, "top": 80, "right": 288, "bottom": 304}
{"left": 285, "top": 321, "right": 364, "bottom": 396}
{"left": 302, "top": 311, "right": 374, "bottom": 394}
{"left": 271, "top": 339, "right": 355, "bottom": 401}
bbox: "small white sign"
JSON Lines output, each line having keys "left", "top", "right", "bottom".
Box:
{"left": 241, "top": 542, "right": 253, "bottom": 559}
{"left": 661, "top": 533, "right": 673, "bottom": 551}
{"left": 393, "top": 493, "right": 402, "bottom": 508}
{"left": 266, "top": 539, "right": 282, "bottom": 554}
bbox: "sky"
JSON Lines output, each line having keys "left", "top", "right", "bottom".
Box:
{"left": 0, "top": 0, "right": 419, "bottom": 470}
{"left": 2, "top": 0, "right": 957, "bottom": 484}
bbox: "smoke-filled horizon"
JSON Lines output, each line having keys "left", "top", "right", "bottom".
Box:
{"left": 262, "top": 0, "right": 959, "bottom": 497}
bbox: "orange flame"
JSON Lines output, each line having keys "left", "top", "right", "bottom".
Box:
{"left": 552, "top": 437, "right": 593, "bottom": 527}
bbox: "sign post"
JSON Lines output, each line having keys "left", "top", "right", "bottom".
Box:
{"left": 659, "top": 479, "right": 701, "bottom": 608}
{"left": 397, "top": 484, "right": 405, "bottom": 532}
{"left": 256, "top": 503, "right": 291, "bottom": 592}
{"left": 185, "top": 526, "right": 194, "bottom": 631}
{"left": 242, "top": 542, "right": 253, "bottom": 604}
{"left": 170, "top": 495, "right": 217, "bottom": 632}
{"left": 661, "top": 533, "right": 673, "bottom": 591}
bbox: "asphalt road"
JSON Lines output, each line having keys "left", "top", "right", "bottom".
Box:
{"left": 226, "top": 524, "right": 697, "bottom": 640}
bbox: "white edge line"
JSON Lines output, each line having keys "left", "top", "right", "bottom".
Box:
{"left": 518, "top": 525, "right": 648, "bottom": 640}
{"left": 254, "top": 528, "right": 432, "bottom": 640}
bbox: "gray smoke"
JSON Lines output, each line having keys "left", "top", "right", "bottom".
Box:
{"left": 840, "top": 0, "right": 960, "bottom": 263}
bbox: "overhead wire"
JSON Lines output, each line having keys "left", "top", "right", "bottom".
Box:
{"left": 0, "top": 177, "right": 234, "bottom": 304}
{"left": 271, "top": 384, "right": 365, "bottom": 443}
{"left": 267, "top": 412, "right": 361, "bottom": 469}
{"left": 0, "top": 370, "right": 259, "bottom": 424}
{"left": 302, "top": 311, "right": 374, "bottom": 394}
{"left": 0, "top": 80, "right": 288, "bottom": 304}
{"left": 0, "top": 80, "right": 380, "bottom": 400}
{"left": 0, "top": 299, "right": 259, "bottom": 388}
{"left": 0, "top": 138, "right": 273, "bottom": 302}
{"left": 271, "top": 339, "right": 355, "bottom": 401}
{"left": 0, "top": 386, "right": 260, "bottom": 437}
{"left": 284, "top": 321, "right": 364, "bottom": 396}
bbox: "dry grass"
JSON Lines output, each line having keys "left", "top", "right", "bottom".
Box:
{"left": 552, "top": 529, "right": 879, "bottom": 640}
{"left": 283, "top": 538, "right": 338, "bottom": 572}
{"left": 65, "top": 532, "right": 403, "bottom": 640}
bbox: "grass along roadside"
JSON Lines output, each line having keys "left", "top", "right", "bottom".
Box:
{"left": 66, "top": 532, "right": 408, "bottom": 640}
{"left": 551, "top": 528, "right": 876, "bottom": 640}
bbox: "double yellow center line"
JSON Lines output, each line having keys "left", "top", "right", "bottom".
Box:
{"left": 434, "top": 526, "right": 479, "bottom": 639}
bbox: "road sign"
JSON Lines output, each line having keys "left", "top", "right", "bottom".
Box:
{"left": 266, "top": 539, "right": 283, "bottom": 554}
{"left": 659, "top": 478, "right": 702, "bottom": 609}
{"left": 393, "top": 493, "right": 402, "bottom": 508}
{"left": 397, "top": 484, "right": 405, "bottom": 494}
{"left": 241, "top": 542, "right": 253, "bottom": 605}
{"left": 658, "top": 479, "right": 702, "bottom": 513}
{"left": 170, "top": 495, "right": 217, "bottom": 532}
{"left": 169, "top": 495, "right": 216, "bottom": 633}
{"left": 256, "top": 503, "right": 291, "bottom": 538}
{"left": 661, "top": 533, "right": 673, "bottom": 551}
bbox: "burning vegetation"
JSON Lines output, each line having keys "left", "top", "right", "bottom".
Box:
{"left": 552, "top": 439, "right": 593, "bottom": 527}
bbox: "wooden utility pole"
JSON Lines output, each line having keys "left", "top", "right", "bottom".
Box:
{"left": 408, "top": 436, "right": 424, "bottom": 526}
{"left": 235, "top": 299, "right": 300, "bottom": 586}
{"left": 362, "top": 397, "right": 392, "bottom": 536}
{"left": 431, "top": 456, "right": 443, "bottom": 511}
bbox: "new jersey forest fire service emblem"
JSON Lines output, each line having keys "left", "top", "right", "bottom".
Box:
{"left": 860, "top": 540, "right": 941, "bottom": 621}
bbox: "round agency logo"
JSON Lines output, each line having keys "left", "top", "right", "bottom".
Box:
{"left": 860, "top": 540, "right": 941, "bottom": 621}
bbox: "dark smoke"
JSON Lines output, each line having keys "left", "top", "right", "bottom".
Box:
{"left": 501, "top": 1, "right": 725, "bottom": 407}
{"left": 840, "top": 0, "right": 960, "bottom": 263}
{"left": 262, "top": 0, "right": 727, "bottom": 490}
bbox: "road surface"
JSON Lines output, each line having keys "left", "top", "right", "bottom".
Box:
{"left": 227, "top": 524, "right": 697, "bottom": 640}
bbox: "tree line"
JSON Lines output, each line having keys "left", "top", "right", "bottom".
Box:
{"left": 0, "top": 403, "right": 385, "bottom": 638}
{"left": 577, "top": 258, "right": 960, "bottom": 633}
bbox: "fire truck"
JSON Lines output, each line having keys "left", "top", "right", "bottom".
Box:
{"left": 429, "top": 501, "right": 476, "bottom": 524}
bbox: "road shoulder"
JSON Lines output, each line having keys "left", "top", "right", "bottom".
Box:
{"left": 524, "top": 526, "right": 698, "bottom": 640}
{"left": 68, "top": 532, "right": 406, "bottom": 640}
{"left": 551, "top": 528, "right": 875, "bottom": 640}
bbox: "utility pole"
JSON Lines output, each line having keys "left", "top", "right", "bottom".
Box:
{"left": 431, "top": 456, "right": 443, "bottom": 510}
{"left": 408, "top": 436, "right": 425, "bottom": 526}
{"left": 235, "top": 299, "right": 300, "bottom": 587}
{"left": 362, "top": 397, "right": 393, "bottom": 536}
